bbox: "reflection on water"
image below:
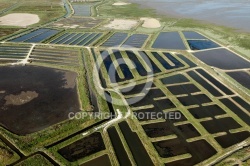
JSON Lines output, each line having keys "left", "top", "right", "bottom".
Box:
{"left": 131, "top": 0, "right": 250, "bottom": 31}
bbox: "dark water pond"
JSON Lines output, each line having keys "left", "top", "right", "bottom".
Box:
{"left": 187, "top": 40, "right": 219, "bottom": 50}
{"left": 227, "top": 71, "right": 250, "bottom": 89}
{"left": 193, "top": 48, "right": 250, "bottom": 69}
{"left": 0, "top": 66, "right": 80, "bottom": 135}
{"left": 152, "top": 32, "right": 186, "bottom": 50}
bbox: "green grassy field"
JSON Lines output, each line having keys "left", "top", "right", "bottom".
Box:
{"left": 0, "top": 28, "right": 22, "bottom": 38}
{"left": 0, "top": 140, "right": 20, "bottom": 166}
{"left": 15, "top": 154, "right": 53, "bottom": 166}
{"left": 215, "top": 146, "right": 250, "bottom": 166}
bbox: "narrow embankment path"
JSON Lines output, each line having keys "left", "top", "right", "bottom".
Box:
{"left": 10, "top": 44, "right": 35, "bottom": 66}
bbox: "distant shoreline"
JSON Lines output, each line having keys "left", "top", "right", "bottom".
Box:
{"left": 127, "top": 0, "right": 250, "bottom": 33}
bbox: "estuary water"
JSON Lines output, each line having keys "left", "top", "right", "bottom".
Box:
{"left": 130, "top": 0, "right": 250, "bottom": 32}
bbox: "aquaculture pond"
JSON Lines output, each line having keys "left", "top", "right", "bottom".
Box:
{"left": 111, "top": 49, "right": 249, "bottom": 166}
{"left": 10, "top": 28, "right": 59, "bottom": 43}
{"left": 80, "top": 155, "right": 111, "bottom": 166}
{"left": 187, "top": 71, "right": 222, "bottom": 97}
{"left": 99, "top": 50, "right": 135, "bottom": 83}
{"left": 193, "top": 48, "right": 250, "bottom": 69}
{"left": 85, "top": 33, "right": 102, "bottom": 45}
{"left": 177, "top": 94, "right": 212, "bottom": 106}
{"left": 50, "top": 32, "right": 102, "bottom": 46}
{"left": 154, "top": 139, "right": 216, "bottom": 165}
{"left": 10, "top": 28, "right": 49, "bottom": 42}
{"left": 121, "top": 34, "right": 148, "bottom": 48}
{"left": 120, "top": 83, "right": 155, "bottom": 96}
{"left": 58, "top": 132, "right": 105, "bottom": 162}
{"left": 220, "top": 98, "right": 250, "bottom": 125}
{"left": 127, "top": 89, "right": 163, "bottom": 105}
{"left": 70, "top": 33, "right": 90, "bottom": 45}
{"left": 68, "top": 33, "right": 91, "bottom": 45}
{"left": 187, "top": 40, "right": 220, "bottom": 50}
{"left": 138, "top": 51, "right": 161, "bottom": 73}
{"left": 98, "top": 50, "right": 165, "bottom": 82}
{"left": 102, "top": 33, "right": 128, "bottom": 47}
{"left": 163, "top": 52, "right": 185, "bottom": 68}
{"left": 161, "top": 74, "right": 189, "bottom": 85}
{"left": 188, "top": 105, "right": 226, "bottom": 119}
{"left": 112, "top": 50, "right": 134, "bottom": 80}
{"left": 0, "top": 66, "right": 80, "bottom": 135}
{"left": 107, "top": 127, "right": 131, "bottom": 166}
{"left": 0, "top": 59, "right": 19, "bottom": 64}
{"left": 151, "top": 52, "right": 174, "bottom": 69}
{"left": 232, "top": 97, "right": 250, "bottom": 113}
{"left": 57, "top": 33, "right": 77, "bottom": 44}
{"left": 133, "top": 107, "right": 164, "bottom": 121}
{"left": 200, "top": 117, "right": 241, "bottom": 134}
{"left": 227, "top": 71, "right": 250, "bottom": 89}
{"left": 152, "top": 32, "right": 186, "bottom": 50}
{"left": 143, "top": 122, "right": 200, "bottom": 139}
{"left": 0, "top": 45, "right": 30, "bottom": 50}
{"left": 143, "top": 121, "right": 175, "bottom": 138}
{"left": 0, "top": 45, "right": 30, "bottom": 61}
{"left": 100, "top": 50, "right": 120, "bottom": 83}
{"left": 24, "top": 29, "right": 59, "bottom": 43}
{"left": 183, "top": 31, "right": 207, "bottom": 39}
{"left": 176, "top": 54, "right": 197, "bottom": 67}
{"left": 119, "top": 121, "right": 154, "bottom": 166}
{"left": 78, "top": 33, "right": 98, "bottom": 45}
{"left": 167, "top": 84, "right": 200, "bottom": 95}
{"left": 30, "top": 47, "right": 79, "bottom": 67}
{"left": 124, "top": 86, "right": 176, "bottom": 110}
{"left": 214, "top": 131, "right": 250, "bottom": 148}
{"left": 116, "top": 69, "right": 250, "bottom": 165}
{"left": 50, "top": 33, "right": 71, "bottom": 44}
{"left": 196, "top": 69, "right": 234, "bottom": 95}
{"left": 125, "top": 51, "right": 148, "bottom": 76}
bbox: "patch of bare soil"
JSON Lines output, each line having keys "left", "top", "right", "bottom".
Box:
{"left": 4, "top": 91, "right": 38, "bottom": 106}
{"left": 103, "top": 19, "right": 138, "bottom": 30}
{"left": 0, "top": 13, "right": 39, "bottom": 27}
{"left": 140, "top": 17, "right": 161, "bottom": 28}
{"left": 112, "top": 2, "right": 131, "bottom": 6}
